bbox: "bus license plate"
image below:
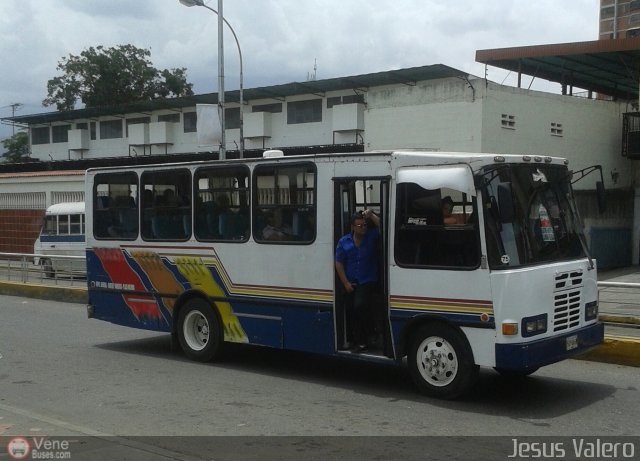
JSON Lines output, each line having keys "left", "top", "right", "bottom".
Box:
{"left": 566, "top": 335, "right": 578, "bottom": 351}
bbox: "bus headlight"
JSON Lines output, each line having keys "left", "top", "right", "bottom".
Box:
{"left": 522, "top": 314, "right": 547, "bottom": 337}
{"left": 585, "top": 301, "right": 598, "bottom": 321}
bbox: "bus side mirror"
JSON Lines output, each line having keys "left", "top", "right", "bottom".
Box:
{"left": 596, "top": 181, "right": 606, "bottom": 214}
{"left": 497, "top": 183, "right": 515, "bottom": 223}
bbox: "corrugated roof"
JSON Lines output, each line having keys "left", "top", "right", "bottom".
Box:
{"left": 0, "top": 170, "right": 85, "bottom": 179}
{"left": 476, "top": 38, "right": 640, "bottom": 100}
{"left": 5, "top": 64, "right": 467, "bottom": 126}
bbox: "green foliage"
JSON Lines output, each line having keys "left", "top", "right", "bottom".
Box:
{"left": 1, "top": 131, "right": 30, "bottom": 163}
{"left": 43, "top": 44, "right": 194, "bottom": 111}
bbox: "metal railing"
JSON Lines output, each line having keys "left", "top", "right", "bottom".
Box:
{"left": 0, "top": 252, "right": 86, "bottom": 287}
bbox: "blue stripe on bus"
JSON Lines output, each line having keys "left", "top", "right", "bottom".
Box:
{"left": 39, "top": 234, "right": 85, "bottom": 243}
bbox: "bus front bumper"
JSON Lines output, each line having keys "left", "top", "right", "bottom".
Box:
{"left": 494, "top": 323, "right": 604, "bottom": 371}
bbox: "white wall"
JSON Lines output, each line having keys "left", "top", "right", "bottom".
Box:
{"left": 480, "top": 82, "right": 634, "bottom": 191}
{"left": 364, "top": 78, "right": 483, "bottom": 152}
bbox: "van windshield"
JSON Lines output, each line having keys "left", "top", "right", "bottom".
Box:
{"left": 42, "top": 216, "right": 57, "bottom": 235}
{"left": 478, "top": 163, "right": 587, "bottom": 269}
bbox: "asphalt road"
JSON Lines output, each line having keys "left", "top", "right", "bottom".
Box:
{"left": 0, "top": 295, "right": 638, "bottom": 459}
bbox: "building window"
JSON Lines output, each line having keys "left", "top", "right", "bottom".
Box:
{"left": 252, "top": 103, "right": 282, "bottom": 113}
{"left": 600, "top": 6, "right": 615, "bottom": 19}
{"left": 501, "top": 114, "right": 516, "bottom": 129}
{"left": 158, "top": 113, "right": 180, "bottom": 123}
{"left": 225, "top": 107, "right": 240, "bottom": 130}
{"left": 126, "top": 117, "right": 150, "bottom": 137}
{"left": 31, "top": 127, "right": 50, "bottom": 145}
{"left": 551, "top": 122, "right": 563, "bottom": 137}
{"left": 77, "top": 122, "right": 97, "bottom": 140}
{"left": 631, "top": 0, "right": 640, "bottom": 11}
{"left": 287, "top": 99, "right": 322, "bottom": 124}
{"left": 100, "top": 120, "right": 123, "bottom": 139}
{"left": 327, "top": 94, "right": 365, "bottom": 108}
{"left": 184, "top": 112, "right": 197, "bottom": 133}
{"left": 52, "top": 125, "right": 71, "bottom": 143}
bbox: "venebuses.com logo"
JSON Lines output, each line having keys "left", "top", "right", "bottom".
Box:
{"left": 6, "top": 436, "right": 71, "bottom": 460}
{"left": 6, "top": 437, "right": 30, "bottom": 460}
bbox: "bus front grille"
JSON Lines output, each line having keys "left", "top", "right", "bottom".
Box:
{"left": 553, "top": 271, "right": 583, "bottom": 332}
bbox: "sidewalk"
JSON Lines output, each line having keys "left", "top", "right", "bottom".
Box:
{"left": 578, "top": 266, "right": 640, "bottom": 367}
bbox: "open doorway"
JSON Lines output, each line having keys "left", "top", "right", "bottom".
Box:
{"left": 333, "top": 176, "right": 392, "bottom": 357}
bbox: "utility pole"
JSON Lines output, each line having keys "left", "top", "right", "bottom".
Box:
{"left": 9, "top": 103, "right": 23, "bottom": 135}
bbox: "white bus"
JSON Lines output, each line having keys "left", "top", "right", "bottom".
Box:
{"left": 85, "top": 151, "right": 604, "bottom": 399}
{"left": 34, "top": 201, "right": 86, "bottom": 277}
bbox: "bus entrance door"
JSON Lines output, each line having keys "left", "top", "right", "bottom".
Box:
{"left": 333, "top": 177, "right": 392, "bottom": 357}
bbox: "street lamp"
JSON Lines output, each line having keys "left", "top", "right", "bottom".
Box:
{"left": 179, "top": 0, "right": 244, "bottom": 159}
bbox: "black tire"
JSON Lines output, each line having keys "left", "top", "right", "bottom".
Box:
{"left": 407, "top": 323, "right": 479, "bottom": 399}
{"left": 176, "top": 298, "right": 223, "bottom": 362}
{"left": 42, "top": 259, "right": 54, "bottom": 278}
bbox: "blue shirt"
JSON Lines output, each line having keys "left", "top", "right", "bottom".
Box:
{"left": 335, "top": 227, "right": 380, "bottom": 284}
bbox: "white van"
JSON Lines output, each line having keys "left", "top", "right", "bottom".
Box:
{"left": 34, "top": 202, "right": 86, "bottom": 277}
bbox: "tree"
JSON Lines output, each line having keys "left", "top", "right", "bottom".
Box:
{"left": 43, "top": 45, "right": 194, "bottom": 111}
{"left": 1, "top": 132, "right": 30, "bottom": 163}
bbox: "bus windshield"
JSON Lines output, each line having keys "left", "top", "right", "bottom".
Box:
{"left": 479, "top": 163, "right": 587, "bottom": 269}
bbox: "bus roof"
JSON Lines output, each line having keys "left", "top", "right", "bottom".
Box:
{"left": 84, "top": 150, "right": 569, "bottom": 174}
{"left": 45, "top": 201, "right": 85, "bottom": 215}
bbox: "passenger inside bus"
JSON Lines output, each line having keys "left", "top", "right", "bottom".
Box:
{"left": 261, "top": 209, "right": 293, "bottom": 241}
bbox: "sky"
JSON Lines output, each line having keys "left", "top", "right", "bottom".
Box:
{"left": 0, "top": 0, "right": 600, "bottom": 143}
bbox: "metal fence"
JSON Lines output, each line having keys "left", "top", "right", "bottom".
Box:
{"left": 0, "top": 252, "right": 86, "bottom": 287}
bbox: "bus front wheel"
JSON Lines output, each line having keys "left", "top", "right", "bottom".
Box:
{"left": 177, "top": 299, "right": 223, "bottom": 362}
{"left": 408, "top": 324, "right": 479, "bottom": 399}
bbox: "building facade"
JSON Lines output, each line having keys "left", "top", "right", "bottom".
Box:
{"left": 599, "top": 0, "right": 640, "bottom": 39}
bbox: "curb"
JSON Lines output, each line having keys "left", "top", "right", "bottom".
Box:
{"left": 0, "top": 281, "right": 87, "bottom": 304}
{"left": 577, "top": 335, "right": 640, "bottom": 367}
{"left": 599, "top": 314, "right": 640, "bottom": 326}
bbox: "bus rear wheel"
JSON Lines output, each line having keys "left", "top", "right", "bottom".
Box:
{"left": 408, "top": 324, "right": 478, "bottom": 399}
{"left": 177, "top": 298, "right": 223, "bottom": 362}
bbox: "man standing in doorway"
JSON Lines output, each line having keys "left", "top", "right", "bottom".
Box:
{"left": 335, "top": 209, "right": 380, "bottom": 352}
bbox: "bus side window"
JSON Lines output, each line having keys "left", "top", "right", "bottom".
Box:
{"left": 253, "top": 163, "right": 316, "bottom": 244}
{"left": 395, "top": 184, "right": 479, "bottom": 269}
{"left": 93, "top": 172, "right": 138, "bottom": 240}
{"left": 193, "top": 165, "right": 250, "bottom": 242}
{"left": 141, "top": 169, "right": 191, "bottom": 241}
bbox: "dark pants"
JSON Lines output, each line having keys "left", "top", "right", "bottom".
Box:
{"left": 346, "top": 282, "right": 376, "bottom": 347}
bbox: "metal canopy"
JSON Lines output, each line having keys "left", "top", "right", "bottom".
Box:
{"left": 5, "top": 64, "right": 467, "bottom": 126}
{"left": 476, "top": 38, "right": 640, "bottom": 100}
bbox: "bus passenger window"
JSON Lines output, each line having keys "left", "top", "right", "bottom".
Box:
{"left": 394, "top": 184, "right": 479, "bottom": 269}
{"left": 193, "top": 166, "right": 250, "bottom": 242}
{"left": 93, "top": 172, "right": 139, "bottom": 240}
{"left": 141, "top": 169, "right": 191, "bottom": 241}
{"left": 253, "top": 163, "right": 316, "bottom": 244}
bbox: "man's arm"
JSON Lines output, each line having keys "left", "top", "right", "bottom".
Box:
{"left": 363, "top": 209, "right": 380, "bottom": 228}
{"left": 335, "top": 261, "right": 354, "bottom": 293}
